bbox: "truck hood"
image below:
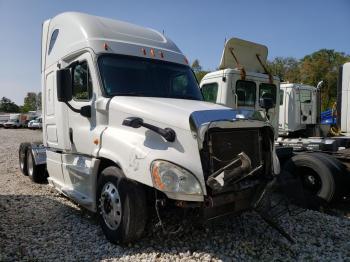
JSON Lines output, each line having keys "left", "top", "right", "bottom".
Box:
{"left": 109, "top": 97, "right": 231, "bottom": 130}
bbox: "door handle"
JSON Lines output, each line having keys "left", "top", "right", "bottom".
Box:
{"left": 69, "top": 128, "right": 74, "bottom": 144}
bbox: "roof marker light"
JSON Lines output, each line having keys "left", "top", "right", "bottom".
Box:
{"left": 184, "top": 57, "right": 189, "bottom": 64}
{"left": 142, "top": 48, "right": 147, "bottom": 55}
{"left": 150, "top": 49, "right": 155, "bottom": 57}
{"left": 103, "top": 43, "right": 109, "bottom": 51}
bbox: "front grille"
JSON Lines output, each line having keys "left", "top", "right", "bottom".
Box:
{"left": 209, "top": 128, "right": 262, "bottom": 173}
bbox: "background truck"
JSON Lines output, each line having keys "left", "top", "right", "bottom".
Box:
{"left": 201, "top": 38, "right": 350, "bottom": 207}
{"left": 279, "top": 83, "right": 319, "bottom": 136}
{"left": 4, "top": 113, "right": 26, "bottom": 128}
{"left": 18, "top": 12, "right": 284, "bottom": 244}
{"left": 200, "top": 38, "right": 280, "bottom": 136}
{"left": 0, "top": 114, "right": 10, "bottom": 127}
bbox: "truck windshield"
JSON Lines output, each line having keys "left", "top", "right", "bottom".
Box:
{"left": 98, "top": 55, "right": 203, "bottom": 100}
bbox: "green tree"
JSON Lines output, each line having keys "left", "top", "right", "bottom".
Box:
{"left": 299, "top": 49, "right": 350, "bottom": 110}
{"left": 21, "top": 92, "right": 37, "bottom": 112}
{"left": 0, "top": 97, "right": 20, "bottom": 113}
{"left": 191, "top": 59, "right": 209, "bottom": 83}
{"left": 267, "top": 57, "right": 300, "bottom": 82}
{"left": 191, "top": 59, "right": 202, "bottom": 73}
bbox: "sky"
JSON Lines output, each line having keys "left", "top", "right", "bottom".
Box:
{"left": 0, "top": 0, "right": 349, "bottom": 105}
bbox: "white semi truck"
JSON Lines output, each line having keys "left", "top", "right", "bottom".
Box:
{"left": 279, "top": 83, "right": 319, "bottom": 136}
{"left": 201, "top": 38, "right": 350, "bottom": 206}
{"left": 18, "top": 12, "right": 286, "bottom": 244}
{"left": 338, "top": 62, "right": 350, "bottom": 135}
{"left": 200, "top": 38, "right": 280, "bottom": 136}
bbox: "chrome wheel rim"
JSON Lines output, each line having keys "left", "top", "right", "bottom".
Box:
{"left": 27, "top": 151, "right": 33, "bottom": 177}
{"left": 99, "top": 182, "right": 122, "bottom": 230}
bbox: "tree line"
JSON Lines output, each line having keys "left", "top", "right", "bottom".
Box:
{"left": 192, "top": 49, "right": 350, "bottom": 110}
{"left": 2, "top": 49, "right": 349, "bottom": 113}
{"left": 0, "top": 92, "right": 41, "bottom": 113}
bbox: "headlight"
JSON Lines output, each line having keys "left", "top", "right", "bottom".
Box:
{"left": 151, "top": 160, "right": 203, "bottom": 195}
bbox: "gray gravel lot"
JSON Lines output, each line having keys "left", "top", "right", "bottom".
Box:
{"left": 1, "top": 129, "right": 350, "bottom": 261}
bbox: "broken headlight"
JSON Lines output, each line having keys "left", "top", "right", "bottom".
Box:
{"left": 151, "top": 160, "right": 203, "bottom": 195}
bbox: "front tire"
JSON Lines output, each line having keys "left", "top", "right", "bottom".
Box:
{"left": 97, "top": 166, "right": 147, "bottom": 244}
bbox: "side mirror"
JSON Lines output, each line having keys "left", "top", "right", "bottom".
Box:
{"left": 259, "top": 97, "right": 274, "bottom": 111}
{"left": 80, "top": 105, "right": 91, "bottom": 118}
{"left": 259, "top": 97, "right": 275, "bottom": 120}
{"left": 56, "top": 69, "right": 72, "bottom": 102}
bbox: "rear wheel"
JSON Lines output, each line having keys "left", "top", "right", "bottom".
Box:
{"left": 26, "top": 149, "right": 46, "bottom": 183}
{"left": 97, "top": 166, "right": 147, "bottom": 244}
{"left": 280, "top": 153, "right": 338, "bottom": 207}
{"left": 19, "top": 143, "right": 30, "bottom": 176}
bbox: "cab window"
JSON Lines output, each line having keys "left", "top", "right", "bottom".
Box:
{"left": 259, "top": 83, "right": 277, "bottom": 105}
{"left": 300, "top": 90, "right": 311, "bottom": 103}
{"left": 201, "top": 83, "right": 218, "bottom": 103}
{"left": 236, "top": 80, "right": 256, "bottom": 107}
{"left": 279, "top": 89, "right": 284, "bottom": 105}
{"left": 72, "top": 61, "right": 92, "bottom": 100}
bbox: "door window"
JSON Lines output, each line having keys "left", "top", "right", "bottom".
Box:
{"left": 300, "top": 90, "right": 311, "bottom": 103}
{"left": 259, "top": 83, "right": 277, "bottom": 105}
{"left": 72, "top": 61, "right": 92, "bottom": 100}
{"left": 201, "top": 83, "right": 218, "bottom": 103}
{"left": 279, "top": 89, "right": 284, "bottom": 105}
{"left": 235, "top": 80, "right": 256, "bottom": 107}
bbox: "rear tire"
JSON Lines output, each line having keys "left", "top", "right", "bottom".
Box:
{"left": 97, "top": 166, "right": 147, "bottom": 244}
{"left": 26, "top": 148, "right": 46, "bottom": 183}
{"left": 280, "top": 153, "right": 337, "bottom": 206}
{"left": 19, "top": 143, "right": 30, "bottom": 176}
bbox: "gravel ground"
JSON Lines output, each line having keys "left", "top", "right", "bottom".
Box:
{"left": 1, "top": 129, "right": 350, "bottom": 261}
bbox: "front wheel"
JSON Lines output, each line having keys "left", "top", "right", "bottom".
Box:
{"left": 97, "top": 166, "right": 147, "bottom": 244}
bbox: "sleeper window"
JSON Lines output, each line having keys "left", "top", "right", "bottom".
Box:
{"left": 72, "top": 61, "right": 92, "bottom": 100}
{"left": 48, "top": 29, "right": 59, "bottom": 55}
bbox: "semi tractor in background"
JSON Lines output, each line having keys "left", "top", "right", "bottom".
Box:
{"left": 279, "top": 83, "right": 319, "bottom": 137}
{"left": 201, "top": 38, "right": 350, "bottom": 206}
{"left": 18, "top": 12, "right": 290, "bottom": 244}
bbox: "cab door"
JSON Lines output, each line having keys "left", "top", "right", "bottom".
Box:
{"left": 66, "top": 52, "right": 96, "bottom": 155}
